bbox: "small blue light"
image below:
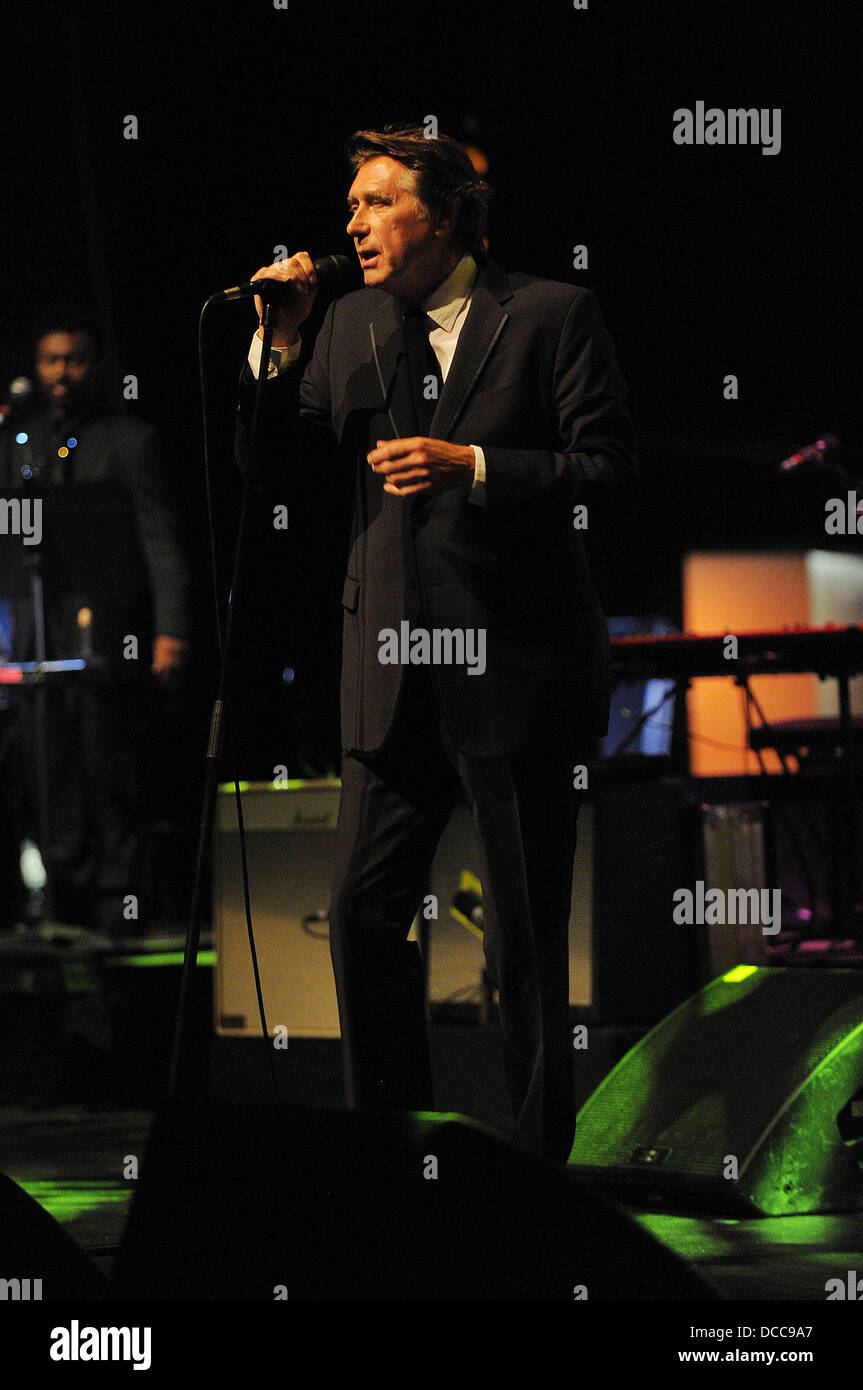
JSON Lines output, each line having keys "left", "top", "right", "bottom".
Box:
{"left": 282, "top": 666, "right": 295, "bottom": 685}
{"left": 15, "top": 431, "right": 28, "bottom": 444}
{"left": 66, "top": 436, "right": 77, "bottom": 448}
{"left": 21, "top": 464, "right": 32, "bottom": 480}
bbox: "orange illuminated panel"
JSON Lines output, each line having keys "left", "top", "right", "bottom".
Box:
{"left": 683, "top": 553, "right": 819, "bottom": 776}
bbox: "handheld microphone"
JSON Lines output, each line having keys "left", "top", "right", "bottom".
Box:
{"left": 212, "top": 254, "right": 355, "bottom": 304}
{"left": 0, "top": 376, "right": 33, "bottom": 427}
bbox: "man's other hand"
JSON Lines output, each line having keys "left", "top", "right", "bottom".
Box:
{"left": 367, "top": 438, "right": 475, "bottom": 495}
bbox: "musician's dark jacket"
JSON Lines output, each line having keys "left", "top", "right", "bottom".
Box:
{"left": 0, "top": 402, "right": 189, "bottom": 662}
{"left": 238, "top": 253, "right": 638, "bottom": 759}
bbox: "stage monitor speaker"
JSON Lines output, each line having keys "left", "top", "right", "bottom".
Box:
{"left": 0, "top": 1172, "right": 108, "bottom": 1300}
{"left": 112, "top": 1101, "right": 717, "bottom": 1301}
{"left": 568, "top": 966, "right": 863, "bottom": 1215}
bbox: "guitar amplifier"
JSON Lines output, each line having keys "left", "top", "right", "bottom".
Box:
{"left": 213, "top": 780, "right": 342, "bottom": 1039}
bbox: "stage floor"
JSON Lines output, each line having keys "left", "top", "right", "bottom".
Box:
{"left": 3, "top": 1095, "right": 862, "bottom": 1302}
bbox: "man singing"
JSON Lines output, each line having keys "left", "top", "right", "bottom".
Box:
{"left": 238, "top": 125, "right": 637, "bottom": 1163}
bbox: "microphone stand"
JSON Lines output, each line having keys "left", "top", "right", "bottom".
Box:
{"left": 25, "top": 550, "right": 55, "bottom": 924}
{"left": 167, "top": 299, "right": 280, "bottom": 1098}
{"left": 7, "top": 513, "right": 90, "bottom": 934}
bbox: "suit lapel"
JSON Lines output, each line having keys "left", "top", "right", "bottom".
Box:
{"left": 429, "top": 262, "right": 511, "bottom": 440}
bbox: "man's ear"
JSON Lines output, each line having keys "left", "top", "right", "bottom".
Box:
{"left": 434, "top": 197, "right": 460, "bottom": 238}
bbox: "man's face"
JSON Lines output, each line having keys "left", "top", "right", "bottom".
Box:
{"left": 346, "top": 156, "right": 458, "bottom": 301}
{"left": 35, "top": 331, "right": 95, "bottom": 412}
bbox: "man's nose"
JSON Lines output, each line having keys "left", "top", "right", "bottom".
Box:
{"left": 346, "top": 210, "right": 367, "bottom": 237}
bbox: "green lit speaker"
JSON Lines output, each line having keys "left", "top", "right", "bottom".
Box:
{"left": 568, "top": 966, "right": 863, "bottom": 1215}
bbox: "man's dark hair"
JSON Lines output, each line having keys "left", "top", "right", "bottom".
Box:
{"left": 346, "top": 125, "right": 489, "bottom": 255}
{"left": 31, "top": 303, "right": 101, "bottom": 359}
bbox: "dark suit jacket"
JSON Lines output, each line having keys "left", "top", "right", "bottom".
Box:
{"left": 240, "top": 254, "right": 638, "bottom": 759}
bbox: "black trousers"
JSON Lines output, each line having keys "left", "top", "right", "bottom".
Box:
{"left": 328, "top": 665, "right": 581, "bottom": 1164}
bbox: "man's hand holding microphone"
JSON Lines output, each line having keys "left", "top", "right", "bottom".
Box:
{"left": 250, "top": 252, "right": 320, "bottom": 348}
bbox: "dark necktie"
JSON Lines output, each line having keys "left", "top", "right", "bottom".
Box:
{"left": 402, "top": 306, "right": 442, "bottom": 435}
